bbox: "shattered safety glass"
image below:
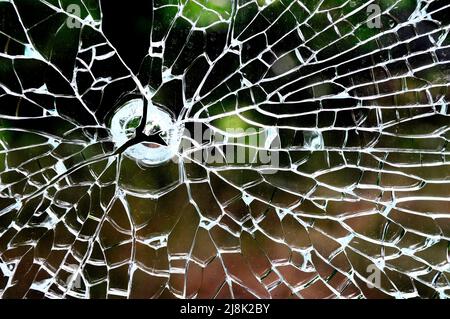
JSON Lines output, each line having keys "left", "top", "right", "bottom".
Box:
{"left": 0, "top": 0, "right": 449, "bottom": 299}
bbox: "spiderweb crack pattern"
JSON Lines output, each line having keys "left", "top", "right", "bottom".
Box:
{"left": 0, "top": 0, "right": 449, "bottom": 299}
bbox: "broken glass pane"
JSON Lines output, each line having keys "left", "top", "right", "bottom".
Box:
{"left": 0, "top": 0, "right": 449, "bottom": 299}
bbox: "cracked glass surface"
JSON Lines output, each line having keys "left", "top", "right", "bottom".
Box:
{"left": 0, "top": 0, "right": 449, "bottom": 299}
